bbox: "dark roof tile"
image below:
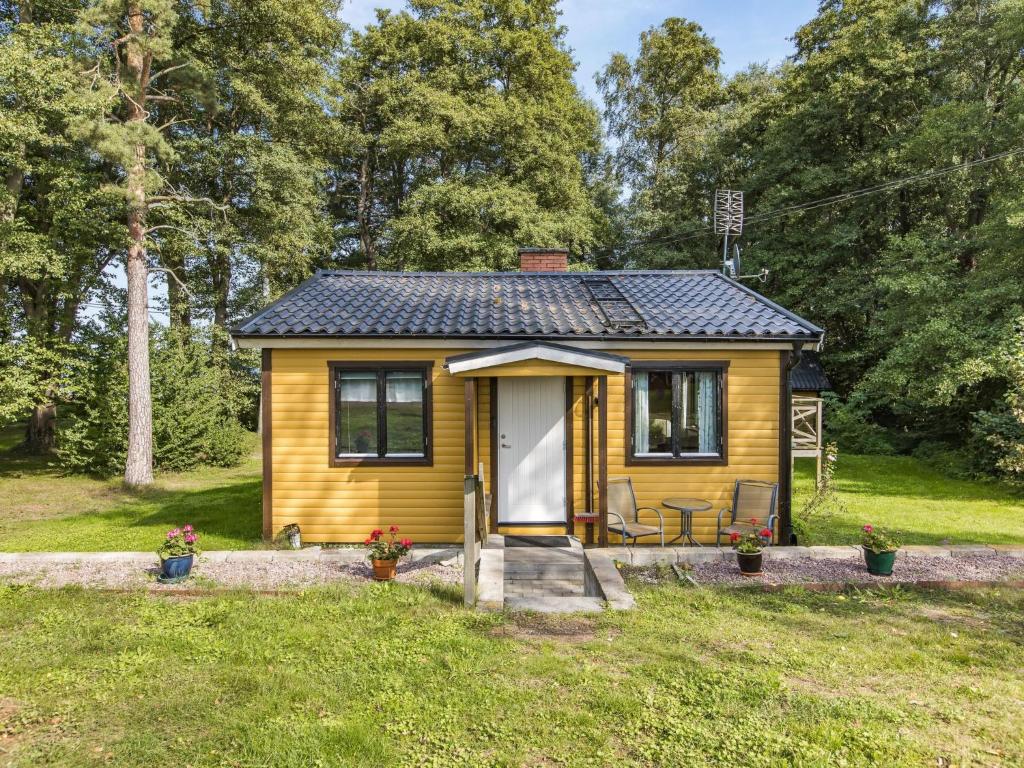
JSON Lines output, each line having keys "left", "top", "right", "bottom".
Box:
{"left": 232, "top": 270, "right": 823, "bottom": 342}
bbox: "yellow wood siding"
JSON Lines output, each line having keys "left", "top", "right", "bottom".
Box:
{"left": 269, "top": 347, "right": 780, "bottom": 545}
{"left": 270, "top": 348, "right": 472, "bottom": 543}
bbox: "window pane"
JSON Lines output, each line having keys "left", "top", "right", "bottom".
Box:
{"left": 680, "top": 371, "right": 719, "bottom": 455}
{"left": 385, "top": 371, "right": 424, "bottom": 456}
{"left": 634, "top": 371, "right": 672, "bottom": 454}
{"left": 336, "top": 371, "right": 378, "bottom": 456}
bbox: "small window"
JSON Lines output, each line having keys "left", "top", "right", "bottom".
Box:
{"left": 330, "top": 363, "right": 432, "bottom": 465}
{"left": 630, "top": 364, "right": 725, "bottom": 463}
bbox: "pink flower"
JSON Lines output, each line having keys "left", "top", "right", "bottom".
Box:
{"left": 184, "top": 533, "right": 197, "bottom": 544}
{"left": 863, "top": 524, "right": 874, "bottom": 533}
{"left": 183, "top": 524, "right": 193, "bottom": 533}
{"left": 167, "top": 528, "right": 180, "bottom": 539}
{"left": 400, "top": 538, "right": 413, "bottom": 549}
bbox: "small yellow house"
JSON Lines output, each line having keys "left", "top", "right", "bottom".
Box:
{"left": 230, "top": 248, "right": 824, "bottom": 547}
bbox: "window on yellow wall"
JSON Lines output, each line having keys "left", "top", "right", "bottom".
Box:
{"left": 630, "top": 362, "right": 727, "bottom": 464}
{"left": 329, "top": 362, "right": 432, "bottom": 466}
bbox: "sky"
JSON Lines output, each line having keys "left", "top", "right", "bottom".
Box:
{"left": 340, "top": 0, "right": 821, "bottom": 99}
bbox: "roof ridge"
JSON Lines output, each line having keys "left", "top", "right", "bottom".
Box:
{"left": 316, "top": 269, "right": 724, "bottom": 277}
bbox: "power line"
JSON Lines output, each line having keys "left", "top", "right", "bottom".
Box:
{"left": 617, "top": 146, "right": 1024, "bottom": 254}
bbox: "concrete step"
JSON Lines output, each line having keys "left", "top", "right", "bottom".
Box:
{"left": 503, "top": 564, "right": 584, "bottom": 579}
{"left": 503, "top": 549, "right": 582, "bottom": 564}
{"left": 504, "top": 596, "right": 606, "bottom": 613}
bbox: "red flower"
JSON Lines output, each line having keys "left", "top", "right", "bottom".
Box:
{"left": 729, "top": 531, "right": 741, "bottom": 543}
{"left": 749, "top": 517, "right": 758, "bottom": 525}
{"left": 364, "top": 537, "right": 373, "bottom": 546}
{"left": 400, "top": 538, "right": 413, "bottom": 549}
{"left": 370, "top": 528, "right": 383, "bottom": 540}
{"left": 863, "top": 524, "right": 874, "bottom": 533}
{"left": 389, "top": 525, "right": 400, "bottom": 533}
{"left": 760, "top": 528, "right": 772, "bottom": 538}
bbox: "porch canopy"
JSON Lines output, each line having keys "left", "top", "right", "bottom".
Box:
{"left": 446, "top": 341, "right": 619, "bottom": 548}
{"left": 443, "top": 341, "right": 627, "bottom": 378}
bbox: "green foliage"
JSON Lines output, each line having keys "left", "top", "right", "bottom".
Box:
{"left": 156, "top": 523, "right": 200, "bottom": 560}
{"left": 794, "top": 441, "right": 848, "bottom": 544}
{"left": 860, "top": 523, "right": 902, "bottom": 554}
{"left": 822, "top": 392, "right": 896, "bottom": 455}
{"left": 971, "top": 319, "right": 1024, "bottom": 484}
{"left": 329, "top": 0, "right": 601, "bottom": 271}
{"left": 58, "top": 324, "right": 253, "bottom": 475}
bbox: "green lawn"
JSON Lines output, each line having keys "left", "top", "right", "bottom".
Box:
{"left": 2, "top": 419, "right": 1023, "bottom": 550}
{"left": 794, "top": 455, "right": 1024, "bottom": 546}
{"left": 0, "top": 580, "right": 1021, "bottom": 766}
{"left": 0, "top": 424, "right": 261, "bottom": 552}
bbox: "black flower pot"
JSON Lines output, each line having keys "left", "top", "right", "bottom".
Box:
{"left": 736, "top": 550, "right": 763, "bottom": 577}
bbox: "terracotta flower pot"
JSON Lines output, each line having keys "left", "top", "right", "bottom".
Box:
{"left": 372, "top": 558, "right": 398, "bottom": 581}
{"left": 863, "top": 548, "right": 897, "bottom": 576}
{"left": 736, "top": 550, "right": 763, "bottom": 577}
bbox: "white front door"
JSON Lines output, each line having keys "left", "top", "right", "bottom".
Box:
{"left": 497, "top": 377, "right": 566, "bottom": 525}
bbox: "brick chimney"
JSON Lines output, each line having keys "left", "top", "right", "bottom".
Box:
{"left": 518, "top": 247, "right": 568, "bottom": 272}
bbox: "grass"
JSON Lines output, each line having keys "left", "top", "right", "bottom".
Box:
{"left": 2, "top": 419, "right": 1023, "bottom": 551}
{"left": 0, "top": 424, "right": 261, "bottom": 552}
{"left": 0, "top": 579, "right": 1022, "bottom": 766}
{"left": 793, "top": 455, "right": 1024, "bottom": 546}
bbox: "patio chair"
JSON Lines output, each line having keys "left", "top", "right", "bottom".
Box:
{"left": 716, "top": 480, "right": 779, "bottom": 548}
{"left": 606, "top": 477, "right": 665, "bottom": 548}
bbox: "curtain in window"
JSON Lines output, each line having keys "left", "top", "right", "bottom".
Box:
{"left": 385, "top": 372, "right": 423, "bottom": 403}
{"left": 696, "top": 371, "right": 718, "bottom": 453}
{"left": 633, "top": 371, "right": 649, "bottom": 453}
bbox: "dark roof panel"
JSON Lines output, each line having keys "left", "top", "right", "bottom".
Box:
{"left": 232, "top": 270, "right": 824, "bottom": 342}
{"left": 790, "top": 351, "right": 832, "bottom": 391}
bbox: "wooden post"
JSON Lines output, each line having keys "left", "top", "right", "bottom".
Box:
{"left": 815, "top": 397, "right": 824, "bottom": 486}
{"left": 584, "top": 376, "right": 594, "bottom": 546}
{"left": 464, "top": 377, "right": 476, "bottom": 475}
{"left": 463, "top": 475, "right": 476, "bottom": 606}
{"left": 598, "top": 376, "right": 609, "bottom": 548}
{"left": 261, "top": 349, "right": 272, "bottom": 541}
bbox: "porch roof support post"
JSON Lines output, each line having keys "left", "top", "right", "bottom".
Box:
{"left": 598, "top": 375, "right": 609, "bottom": 548}
{"left": 778, "top": 345, "right": 803, "bottom": 544}
{"left": 463, "top": 377, "right": 478, "bottom": 607}
{"left": 464, "top": 377, "right": 476, "bottom": 476}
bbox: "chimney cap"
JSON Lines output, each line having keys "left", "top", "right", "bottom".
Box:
{"left": 517, "top": 246, "right": 569, "bottom": 254}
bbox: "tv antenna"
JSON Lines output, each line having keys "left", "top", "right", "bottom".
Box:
{"left": 714, "top": 189, "right": 768, "bottom": 282}
{"left": 713, "top": 189, "right": 743, "bottom": 275}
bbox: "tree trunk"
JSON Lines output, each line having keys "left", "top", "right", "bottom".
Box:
{"left": 123, "top": 2, "right": 154, "bottom": 486}
{"left": 357, "top": 149, "right": 377, "bottom": 269}
{"left": 24, "top": 403, "right": 57, "bottom": 454}
{"left": 164, "top": 252, "right": 191, "bottom": 331}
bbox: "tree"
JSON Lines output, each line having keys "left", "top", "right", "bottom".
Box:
{"left": 596, "top": 17, "right": 723, "bottom": 267}
{"left": 0, "top": 0, "right": 123, "bottom": 450}
{"left": 329, "top": 0, "right": 601, "bottom": 271}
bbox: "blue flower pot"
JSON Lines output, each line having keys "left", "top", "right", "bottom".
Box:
{"left": 160, "top": 554, "right": 194, "bottom": 581}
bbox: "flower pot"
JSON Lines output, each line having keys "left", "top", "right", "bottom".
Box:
{"left": 736, "top": 550, "right": 763, "bottom": 577}
{"left": 160, "top": 554, "right": 194, "bottom": 581}
{"left": 287, "top": 530, "right": 301, "bottom": 549}
{"left": 863, "top": 548, "right": 897, "bottom": 576}
{"left": 372, "top": 558, "right": 398, "bottom": 581}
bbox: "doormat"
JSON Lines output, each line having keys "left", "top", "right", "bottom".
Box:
{"left": 504, "top": 536, "right": 571, "bottom": 548}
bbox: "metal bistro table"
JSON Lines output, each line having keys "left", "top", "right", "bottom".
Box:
{"left": 662, "top": 497, "right": 712, "bottom": 546}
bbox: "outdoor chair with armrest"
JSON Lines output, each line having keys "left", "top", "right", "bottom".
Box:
{"left": 716, "top": 480, "right": 779, "bottom": 547}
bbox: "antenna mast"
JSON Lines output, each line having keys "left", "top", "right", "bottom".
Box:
{"left": 713, "top": 189, "right": 743, "bottom": 276}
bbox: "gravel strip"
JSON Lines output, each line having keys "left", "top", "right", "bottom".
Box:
{"left": 0, "top": 556, "right": 462, "bottom": 591}
{"left": 689, "top": 553, "right": 1024, "bottom": 587}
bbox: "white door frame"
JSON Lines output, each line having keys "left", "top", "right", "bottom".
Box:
{"left": 496, "top": 377, "right": 567, "bottom": 526}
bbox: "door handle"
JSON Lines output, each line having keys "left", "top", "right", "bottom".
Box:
{"left": 501, "top": 443, "right": 512, "bottom": 449}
